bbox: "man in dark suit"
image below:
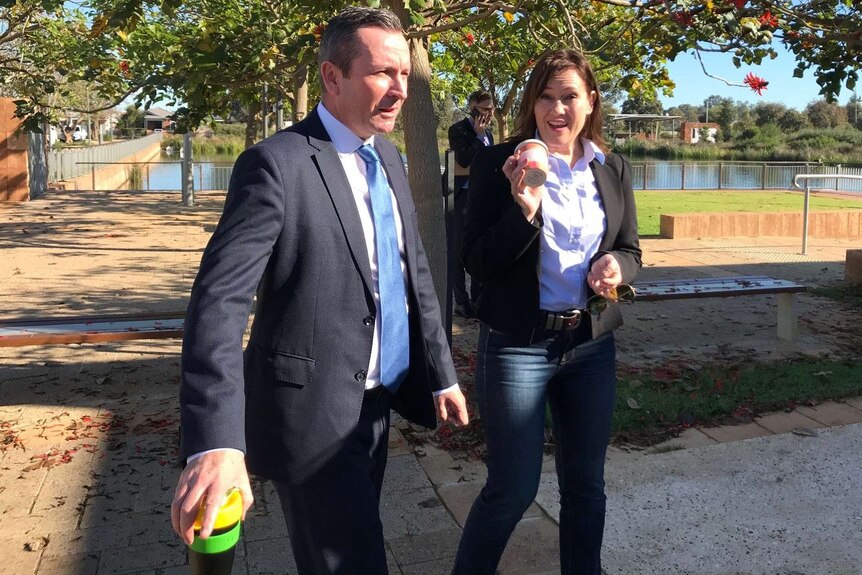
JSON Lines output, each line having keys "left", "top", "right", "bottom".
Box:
{"left": 170, "top": 7, "right": 468, "bottom": 574}
{"left": 447, "top": 90, "right": 494, "bottom": 318}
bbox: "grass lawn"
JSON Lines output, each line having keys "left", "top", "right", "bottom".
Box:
{"left": 613, "top": 357, "right": 862, "bottom": 445}
{"left": 635, "top": 190, "right": 862, "bottom": 236}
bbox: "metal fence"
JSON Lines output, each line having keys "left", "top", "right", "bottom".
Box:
{"left": 47, "top": 133, "right": 163, "bottom": 183}
{"left": 66, "top": 158, "right": 862, "bottom": 194}
{"left": 629, "top": 161, "right": 862, "bottom": 192}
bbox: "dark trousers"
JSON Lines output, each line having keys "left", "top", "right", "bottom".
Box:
{"left": 274, "top": 387, "right": 392, "bottom": 575}
{"left": 452, "top": 324, "right": 617, "bottom": 575}
{"left": 452, "top": 182, "right": 480, "bottom": 306}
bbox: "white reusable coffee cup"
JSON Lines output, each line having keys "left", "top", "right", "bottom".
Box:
{"left": 513, "top": 139, "right": 549, "bottom": 187}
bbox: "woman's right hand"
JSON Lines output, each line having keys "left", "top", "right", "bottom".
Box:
{"left": 502, "top": 152, "right": 543, "bottom": 223}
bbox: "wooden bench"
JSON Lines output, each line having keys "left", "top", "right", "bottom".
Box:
{"left": 0, "top": 311, "right": 185, "bottom": 347}
{"left": 634, "top": 275, "right": 807, "bottom": 341}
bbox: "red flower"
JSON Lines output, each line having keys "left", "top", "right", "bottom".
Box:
{"left": 313, "top": 24, "right": 325, "bottom": 41}
{"left": 465, "top": 33, "right": 475, "bottom": 45}
{"left": 786, "top": 30, "right": 800, "bottom": 39}
{"left": 119, "top": 60, "right": 130, "bottom": 76}
{"left": 727, "top": 0, "right": 746, "bottom": 8}
{"left": 672, "top": 11, "right": 694, "bottom": 26}
{"left": 758, "top": 10, "right": 778, "bottom": 28}
{"left": 743, "top": 72, "right": 769, "bottom": 95}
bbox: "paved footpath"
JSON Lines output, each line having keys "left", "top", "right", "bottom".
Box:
{"left": 1, "top": 190, "right": 861, "bottom": 574}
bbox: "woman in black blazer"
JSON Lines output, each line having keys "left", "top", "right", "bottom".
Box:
{"left": 452, "top": 50, "right": 641, "bottom": 575}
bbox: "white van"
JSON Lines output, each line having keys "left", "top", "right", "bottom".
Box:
{"left": 71, "top": 125, "right": 88, "bottom": 142}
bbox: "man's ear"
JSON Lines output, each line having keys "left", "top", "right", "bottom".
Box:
{"left": 320, "top": 61, "right": 340, "bottom": 96}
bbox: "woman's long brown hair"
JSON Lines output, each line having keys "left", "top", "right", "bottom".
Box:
{"left": 508, "top": 49, "right": 606, "bottom": 153}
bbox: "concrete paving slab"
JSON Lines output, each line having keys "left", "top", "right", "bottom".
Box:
{"left": 755, "top": 409, "right": 825, "bottom": 434}
{"left": 698, "top": 422, "right": 772, "bottom": 443}
{"left": 0, "top": 534, "right": 43, "bottom": 575}
{"left": 537, "top": 424, "right": 862, "bottom": 574}
{"left": 386, "top": 527, "right": 461, "bottom": 567}
{"left": 389, "top": 427, "right": 413, "bottom": 457}
{"left": 243, "top": 536, "right": 297, "bottom": 574}
{"left": 497, "top": 516, "right": 561, "bottom": 575}
{"left": 436, "top": 481, "right": 542, "bottom": 528}
{"left": 649, "top": 427, "right": 718, "bottom": 452}
{"left": 35, "top": 551, "right": 99, "bottom": 575}
{"left": 382, "top": 454, "right": 433, "bottom": 495}
{"left": 844, "top": 396, "right": 862, "bottom": 411}
{"left": 95, "top": 539, "right": 186, "bottom": 574}
{"left": 380, "top": 487, "right": 458, "bottom": 540}
{"left": 795, "top": 401, "right": 862, "bottom": 427}
{"left": 416, "top": 452, "right": 487, "bottom": 486}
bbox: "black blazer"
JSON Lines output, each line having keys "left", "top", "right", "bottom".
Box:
{"left": 462, "top": 140, "right": 642, "bottom": 342}
{"left": 448, "top": 117, "right": 493, "bottom": 190}
{"left": 179, "top": 108, "right": 458, "bottom": 482}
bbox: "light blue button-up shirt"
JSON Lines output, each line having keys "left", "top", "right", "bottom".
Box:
{"left": 538, "top": 138, "right": 607, "bottom": 312}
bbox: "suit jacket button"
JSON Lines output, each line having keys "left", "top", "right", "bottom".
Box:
{"left": 363, "top": 316, "right": 374, "bottom": 326}
{"left": 355, "top": 370, "right": 367, "bottom": 382}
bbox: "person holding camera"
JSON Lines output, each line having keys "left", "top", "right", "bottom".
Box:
{"left": 447, "top": 90, "right": 495, "bottom": 318}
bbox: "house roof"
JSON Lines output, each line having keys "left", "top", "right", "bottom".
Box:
{"left": 144, "top": 107, "right": 173, "bottom": 120}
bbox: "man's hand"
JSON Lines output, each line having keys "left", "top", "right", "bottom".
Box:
{"left": 171, "top": 450, "right": 253, "bottom": 545}
{"left": 587, "top": 254, "right": 622, "bottom": 297}
{"left": 473, "top": 111, "right": 489, "bottom": 136}
{"left": 435, "top": 387, "right": 470, "bottom": 426}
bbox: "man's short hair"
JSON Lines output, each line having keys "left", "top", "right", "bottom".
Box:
{"left": 317, "top": 6, "right": 403, "bottom": 77}
{"left": 468, "top": 90, "right": 492, "bottom": 106}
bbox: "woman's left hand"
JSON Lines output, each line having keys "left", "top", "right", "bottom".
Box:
{"left": 587, "top": 254, "right": 622, "bottom": 297}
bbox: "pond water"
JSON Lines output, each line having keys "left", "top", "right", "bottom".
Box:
{"left": 120, "top": 153, "right": 862, "bottom": 194}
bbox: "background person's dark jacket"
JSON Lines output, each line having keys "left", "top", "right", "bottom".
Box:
{"left": 447, "top": 117, "right": 494, "bottom": 186}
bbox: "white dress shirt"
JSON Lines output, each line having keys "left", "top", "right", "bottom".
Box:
{"left": 539, "top": 138, "right": 607, "bottom": 311}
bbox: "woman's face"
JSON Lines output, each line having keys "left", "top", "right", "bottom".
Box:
{"left": 533, "top": 68, "right": 596, "bottom": 155}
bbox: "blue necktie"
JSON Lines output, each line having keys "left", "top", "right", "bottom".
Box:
{"left": 357, "top": 144, "right": 410, "bottom": 393}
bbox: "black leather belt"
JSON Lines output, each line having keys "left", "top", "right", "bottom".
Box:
{"left": 538, "top": 309, "right": 583, "bottom": 332}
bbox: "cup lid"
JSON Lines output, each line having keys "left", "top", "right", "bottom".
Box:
{"left": 194, "top": 488, "right": 243, "bottom": 530}
{"left": 514, "top": 139, "right": 548, "bottom": 153}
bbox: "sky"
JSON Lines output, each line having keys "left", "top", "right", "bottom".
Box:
{"left": 659, "top": 47, "right": 857, "bottom": 112}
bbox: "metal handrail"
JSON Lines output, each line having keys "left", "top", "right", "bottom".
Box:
{"left": 792, "top": 174, "right": 862, "bottom": 254}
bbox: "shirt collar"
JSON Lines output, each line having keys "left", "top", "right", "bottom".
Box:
{"left": 317, "top": 102, "right": 374, "bottom": 153}
{"left": 581, "top": 138, "right": 606, "bottom": 166}
{"left": 532, "top": 131, "right": 606, "bottom": 166}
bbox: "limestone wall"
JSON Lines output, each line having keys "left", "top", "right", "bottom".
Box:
{"left": 661, "top": 211, "right": 862, "bottom": 239}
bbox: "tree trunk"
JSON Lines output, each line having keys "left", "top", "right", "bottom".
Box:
{"left": 398, "top": 36, "right": 448, "bottom": 315}
{"left": 245, "top": 100, "right": 261, "bottom": 149}
{"left": 494, "top": 110, "right": 509, "bottom": 140}
{"left": 293, "top": 65, "right": 309, "bottom": 123}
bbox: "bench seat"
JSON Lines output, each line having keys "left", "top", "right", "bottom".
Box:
{"left": 633, "top": 275, "right": 806, "bottom": 341}
{"left": 0, "top": 311, "right": 185, "bottom": 347}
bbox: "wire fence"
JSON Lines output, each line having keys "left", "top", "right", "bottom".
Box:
{"left": 629, "top": 161, "right": 862, "bottom": 192}
{"left": 62, "top": 157, "right": 862, "bottom": 195}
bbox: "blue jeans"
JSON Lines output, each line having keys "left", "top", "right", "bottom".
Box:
{"left": 452, "top": 323, "right": 617, "bottom": 575}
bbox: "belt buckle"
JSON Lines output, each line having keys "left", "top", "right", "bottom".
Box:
{"left": 545, "top": 309, "right": 581, "bottom": 331}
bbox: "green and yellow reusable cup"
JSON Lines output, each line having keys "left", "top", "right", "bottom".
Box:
{"left": 188, "top": 488, "right": 242, "bottom": 575}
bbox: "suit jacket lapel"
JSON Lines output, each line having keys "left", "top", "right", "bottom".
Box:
{"left": 591, "top": 159, "right": 622, "bottom": 250}
{"left": 303, "top": 112, "right": 374, "bottom": 293}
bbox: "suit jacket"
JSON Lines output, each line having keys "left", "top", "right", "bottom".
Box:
{"left": 447, "top": 117, "right": 493, "bottom": 190}
{"left": 179, "top": 108, "right": 458, "bottom": 483}
{"left": 462, "top": 140, "right": 642, "bottom": 343}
